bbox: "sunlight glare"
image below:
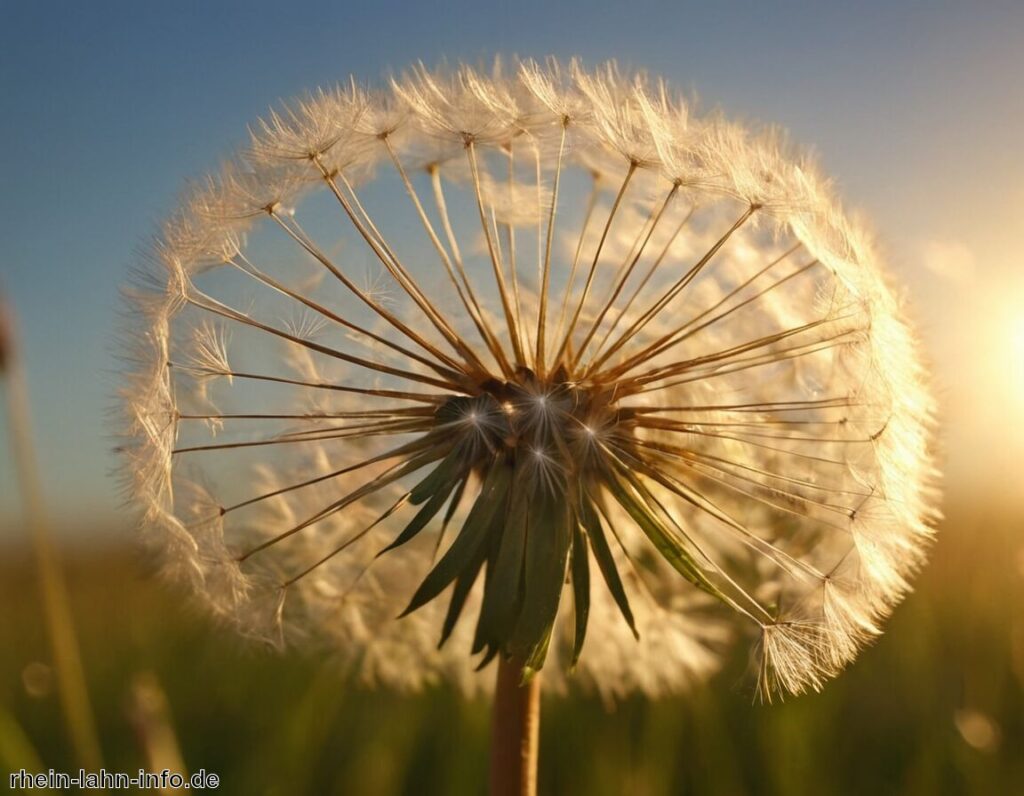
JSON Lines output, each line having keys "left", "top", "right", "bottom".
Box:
{"left": 1009, "top": 307, "right": 1024, "bottom": 408}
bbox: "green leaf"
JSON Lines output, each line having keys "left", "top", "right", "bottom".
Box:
{"left": 579, "top": 494, "right": 638, "bottom": 639}
{"left": 400, "top": 461, "right": 512, "bottom": 618}
{"left": 570, "top": 520, "right": 590, "bottom": 667}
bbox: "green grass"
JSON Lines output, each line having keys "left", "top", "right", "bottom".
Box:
{"left": 1, "top": 500, "right": 1021, "bottom": 795}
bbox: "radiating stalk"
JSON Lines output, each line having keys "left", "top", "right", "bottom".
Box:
{"left": 553, "top": 162, "right": 637, "bottom": 369}
{"left": 429, "top": 164, "right": 514, "bottom": 376}
{"left": 571, "top": 182, "right": 679, "bottom": 370}
{"left": 586, "top": 205, "right": 695, "bottom": 365}
{"left": 592, "top": 204, "right": 758, "bottom": 373}
{"left": 552, "top": 177, "right": 598, "bottom": 350}
{"left": 535, "top": 123, "right": 567, "bottom": 376}
{"left": 381, "top": 139, "right": 495, "bottom": 377}
{"left": 467, "top": 139, "right": 527, "bottom": 366}
{"left": 504, "top": 142, "right": 527, "bottom": 360}
{"left": 268, "top": 207, "right": 469, "bottom": 376}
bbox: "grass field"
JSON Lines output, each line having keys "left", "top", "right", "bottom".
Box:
{"left": 1, "top": 499, "right": 1021, "bottom": 795}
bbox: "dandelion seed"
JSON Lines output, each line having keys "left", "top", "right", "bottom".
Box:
{"left": 118, "top": 58, "right": 939, "bottom": 707}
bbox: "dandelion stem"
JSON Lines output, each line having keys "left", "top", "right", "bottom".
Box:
{"left": 490, "top": 655, "right": 540, "bottom": 796}
{"left": 0, "top": 300, "right": 104, "bottom": 775}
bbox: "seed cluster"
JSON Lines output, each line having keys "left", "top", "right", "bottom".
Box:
{"left": 118, "top": 58, "right": 938, "bottom": 699}
{"left": 446, "top": 370, "right": 624, "bottom": 473}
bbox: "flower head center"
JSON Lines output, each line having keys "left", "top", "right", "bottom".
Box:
{"left": 439, "top": 367, "right": 628, "bottom": 484}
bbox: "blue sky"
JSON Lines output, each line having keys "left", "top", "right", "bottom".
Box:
{"left": 1, "top": 1, "right": 1021, "bottom": 532}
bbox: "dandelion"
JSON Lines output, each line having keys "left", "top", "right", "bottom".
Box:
{"left": 117, "top": 57, "right": 939, "bottom": 791}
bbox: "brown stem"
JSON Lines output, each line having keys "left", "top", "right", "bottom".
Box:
{"left": 0, "top": 298, "right": 104, "bottom": 775}
{"left": 489, "top": 656, "right": 541, "bottom": 796}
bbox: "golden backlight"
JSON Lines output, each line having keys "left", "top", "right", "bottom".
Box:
{"left": 1010, "top": 309, "right": 1024, "bottom": 405}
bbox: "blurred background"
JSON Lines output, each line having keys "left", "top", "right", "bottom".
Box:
{"left": 1, "top": 2, "right": 1021, "bottom": 793}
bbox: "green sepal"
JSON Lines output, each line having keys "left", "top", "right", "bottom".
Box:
{"left": 605, "top": 464, "right": 726, "bottom": 602}
{"left": 474, "top": 644, "right": 501, "bottom": 671}
{"left": 472, "top": 467, "right": 529, "bottom": 654}
{"left": 379, "top": 471, "right": 463, "bottom": 556}
{"left": 569, "top": 519, "right": 591, "bottom": 668}
{"left": 523, "top": 621, "right": 555, "bottom": 675}
{"left": 508, "top": 488, "right": 571, "bottom": 670}
{"left": 439, "top": 532, "right": 492, "bottom": 647}
{"left": 578, "top": 495, "right": 638, "bottom": 639}
{"left": 408, "top": 450, "right": 464, "bottom": 505}
{"left": 399, "top": 461, "right": 512, "bottom": 618}
{"left": 440, "top": 477, "right": 468, "bottom": 531}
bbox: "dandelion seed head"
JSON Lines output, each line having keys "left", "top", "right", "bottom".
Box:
{"left": 118, "top": 57, "right": 939, "bottom": 699}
